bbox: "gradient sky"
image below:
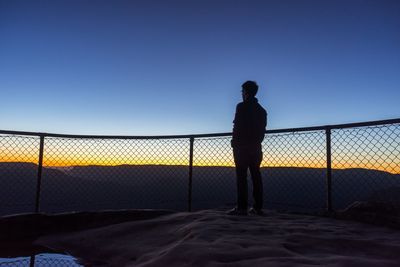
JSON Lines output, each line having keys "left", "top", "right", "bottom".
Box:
{"left": 1, "top": 0, "right": 399, "bottom": 135}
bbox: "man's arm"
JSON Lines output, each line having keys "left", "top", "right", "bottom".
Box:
{"left": 258, "top": 108, "right": 267, "bottom": 143}
{"left": 231, "top": 104, "right": 242, "bottom": 148}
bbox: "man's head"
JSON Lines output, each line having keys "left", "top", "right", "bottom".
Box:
{"left": 241, "top": 80, "right": 258, "bottom": 101}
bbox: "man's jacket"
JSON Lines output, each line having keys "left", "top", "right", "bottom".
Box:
{"left": 231, "top": 97, "right": 267, "bottom": 149}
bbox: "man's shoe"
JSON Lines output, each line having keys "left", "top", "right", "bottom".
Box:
{"left": 227, "top": 207, "right": 248, "bottom": 216}
{"left": 249, "top": 207, "right": 264, "bottom": 216}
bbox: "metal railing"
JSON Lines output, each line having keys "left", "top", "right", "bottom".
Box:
{"left": 0, "top": 118, "right": 399, "bottom": 215}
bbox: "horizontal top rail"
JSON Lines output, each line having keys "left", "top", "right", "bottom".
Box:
{"left": 266, "top": 118, "right": 400, "bottom": 134}
{"left": 1, "top": 118, "right": 399, "bottom": 139}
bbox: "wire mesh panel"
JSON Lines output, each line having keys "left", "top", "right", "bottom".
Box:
{"left": 0, "top": 254, "right": 83, "bottom": 267}
{"left": 0, "top": 135, "right": 40, "bottom": 216}
{"left": 262, "top": 131, "right": 327, "bottom": 211}
{"left": 33, "top": 254, "right": 83, "bottom": 266}
{"left": 191, "top": 131, "right": 327, "bottom": 212}
{"left": 331, "top": 123, "right": 400, "bottom": 209}
{"left": 0, "top": 257, "right": 31, "bottom": 267}
{"left": 191, "top": 136, "right": 236, "bottom": 210}
{"left": 40, "top": 137, "right": 190, "bottom": 213}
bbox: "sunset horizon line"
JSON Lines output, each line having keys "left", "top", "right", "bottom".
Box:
{"left": 1, "top": 160, "right": 398, "bottom": 175}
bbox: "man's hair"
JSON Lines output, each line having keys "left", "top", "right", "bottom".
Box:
{"left": 242, "top": 80, "right": 258, "bottom": 97}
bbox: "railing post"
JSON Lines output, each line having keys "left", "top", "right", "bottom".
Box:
{"left": 325, "top": 127, "right": 333, "bottom": 213}
{"left": 35, "top": 135, "right": 45, "bottom": 213}
{"left": 29, "top": 255, "right": 35, "bottom": 267}
{"left": 188, "top": 137, "right": 194, "bottom": 212}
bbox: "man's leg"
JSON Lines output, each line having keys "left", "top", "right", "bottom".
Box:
{"left": 234, "top": 149, "right": 248, "bottom": 211}
{"left": 249, "top": 150, "right": 263, "bottom": 210}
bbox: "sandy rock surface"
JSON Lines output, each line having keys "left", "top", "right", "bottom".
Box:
{"left": 38, "top": 210, "right": 400, "bottom": 266}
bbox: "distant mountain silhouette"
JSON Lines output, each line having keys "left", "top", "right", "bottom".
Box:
{"left": 1, "top": 162, "right": 399, "bottom": 216}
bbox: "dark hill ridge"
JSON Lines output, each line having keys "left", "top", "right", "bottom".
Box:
{"left": 1, "top": 162, "right": 399, "bottom": 216}
{"left": 0, "top": 161, "right": 38, "bottom": 170}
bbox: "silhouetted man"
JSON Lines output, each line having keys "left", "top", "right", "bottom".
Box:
{"left": 228, "top": 81, "right": 267, "bottom": 216}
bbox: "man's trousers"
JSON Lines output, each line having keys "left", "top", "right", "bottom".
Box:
{"left": 233, "top": 147, "right": 263, "bottom": 210}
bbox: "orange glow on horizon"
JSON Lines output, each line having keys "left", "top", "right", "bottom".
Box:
{"left": 0, "top": 157, "right": 399, "bottom": 174}
{"left": 1, "top": 135, "right": 399, "bottom": 174}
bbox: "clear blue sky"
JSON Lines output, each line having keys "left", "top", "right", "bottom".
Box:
{"left": 1, "top": 0, "right": 399, "bottom": 135}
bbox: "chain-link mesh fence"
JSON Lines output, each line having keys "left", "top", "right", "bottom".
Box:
{"left": 0, "top": 257, "right": 30, "bottom": 267}
{"left": 40, "top": 137, "right": 189, "bottom": 213}
{"left": 0, "top": 119, "right": 399, "bottom": 216}
{"left": 0, "top": 135, "right": 40, "bottom": 215}
{"left": 262, "top": 130, "right": 327, "bottom": 211}
{"left": 331, "top": 123, "right": 400, "bottom": 209}
{"left": 192, "top": 136, "right": 236, "bottom": 210}
{"left": 0, "top": 254, "right": 83, "bottom": 267}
